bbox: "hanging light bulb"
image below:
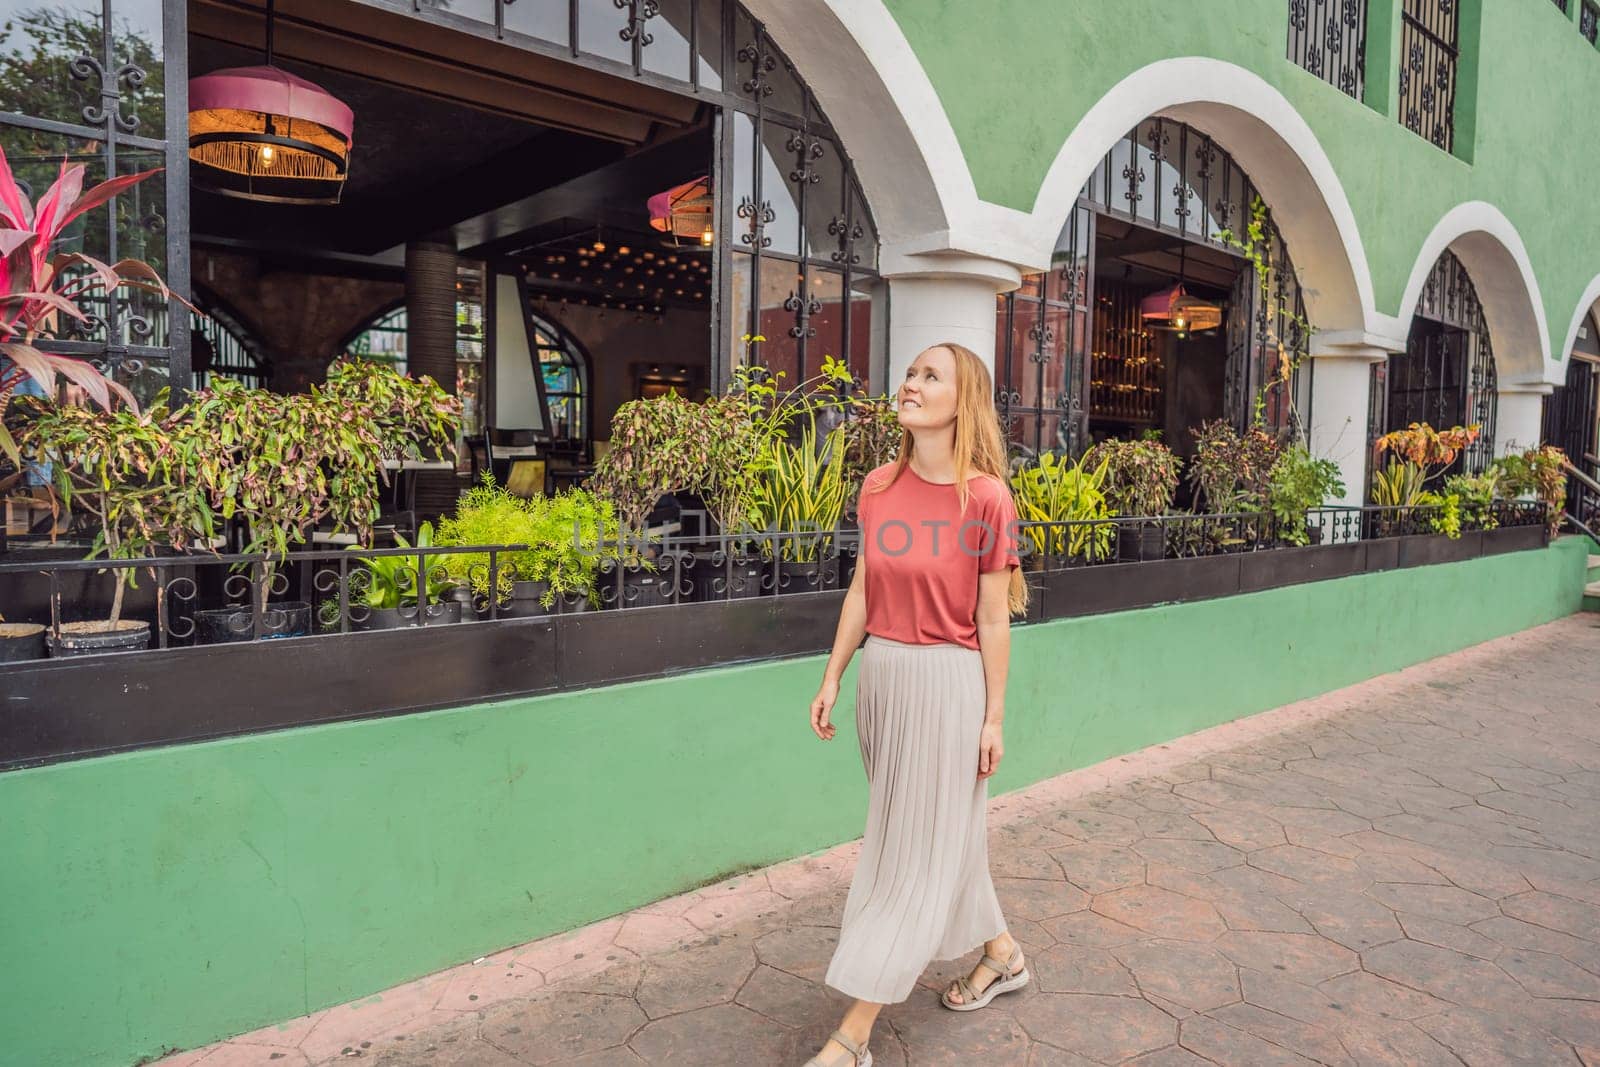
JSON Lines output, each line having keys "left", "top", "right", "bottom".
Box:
{"left": 700, "top": 227, "right": 714, "bottom": 247}
{"left": 259, "top": 143, "right": 275, "bottom": 168}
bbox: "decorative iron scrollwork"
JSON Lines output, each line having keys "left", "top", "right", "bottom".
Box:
{"left": 736, "top": 39, "right": 778, "bottom": 98}
{"left": 68, "top": 53, "right": 147, "bottom": 135}
{"left": 786, "top": 131, "right": 825, "bottom": 185}
{"left": 615, "top": 0, "right": 660, "bottom": 46}
{"left": 785, "top": 288, "right": 821, "bottom": 339}
{"left": 737, "top": 196, "right": 775, "bottom": 249}
{"left": 827, "top": 215, "right": 864, "bottom": 266}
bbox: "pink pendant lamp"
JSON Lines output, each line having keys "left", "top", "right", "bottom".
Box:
{"left": 188, "top": 0, "right": 354, "bottom": 204}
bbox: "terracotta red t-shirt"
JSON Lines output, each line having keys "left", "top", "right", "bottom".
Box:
{"left": 856, "top": 461, "right": 1022, "bottom": 650}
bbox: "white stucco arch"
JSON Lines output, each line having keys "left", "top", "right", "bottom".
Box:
{"left": 1396, "top": 203, "right": 1554, "bottom": 386}
{"left": 1024, "top": 58, "right": 1377, "bottom": 342}
{"left": 1560, "top": 274, "right": 1600, "bottom": 367}
{"left": 740, "top": 0, "right": 965, "bottom": 249}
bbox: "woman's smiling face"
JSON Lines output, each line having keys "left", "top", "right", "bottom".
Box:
{"left": 897, "top": 345, "right": 959, "bottom": 430}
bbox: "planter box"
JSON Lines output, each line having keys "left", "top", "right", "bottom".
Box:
{"left": 1239, "top": 542, "right": 1365, "bottom": 593}
{"left": 1396, "top": 531, "right": 1483, "bottom": 568}
{"left": 1039, "top": 554, "right": 1242, "bottom": 619}
{"left": 1480, "top": 524, "right": 1547, "bottom": 556}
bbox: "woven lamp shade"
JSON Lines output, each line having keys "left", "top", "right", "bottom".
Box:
{"left": 189, "top": 65, "right": 354, "bottom": 204}
{"left": 647, "top": 176, "right": 713, "bottom": 244}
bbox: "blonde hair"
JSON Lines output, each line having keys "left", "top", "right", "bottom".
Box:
{"left": 865, "top": 342, "right": 1030, "bottom": 617}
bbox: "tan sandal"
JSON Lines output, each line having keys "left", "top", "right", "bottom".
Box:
{"left": 802, "top": 1027, "right": 872, "bottom": 1067}
{"left": 940, "top": 941, "right": 1029, "bottom": 1011}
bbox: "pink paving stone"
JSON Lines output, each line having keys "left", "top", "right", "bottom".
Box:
{"left": 680, "top": 888, "right": 789, "bottom": 930}
{"left": 541, "top": 944, "right": 642, "bottom": 987}
{"left": 611, "top": 911, "right": 703, "bottom": 955}
{"left": 431, "top": 951, "right": 544, "bottom": 1011}
{"left": 511, "top": 915, "right": 626, "bottom": 976}
{"left": 300, "top": 1008, "right": 471, "bottom": 1064}
{"left": 193, "top": 1044, "right": 312, "bottom": 1066}
{"left": 1092, "top": 884, "right": 1227, "bottom": 941}
{"left": 224, "top": 1008, "right": 328, "bottom": 1049}
{"left": 295, "top": 970, "right": 456, "bottom": 1062}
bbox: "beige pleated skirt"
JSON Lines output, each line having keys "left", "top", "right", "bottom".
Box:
{"left": 823, "top": 634, "right": 1008, "bottom": 1004}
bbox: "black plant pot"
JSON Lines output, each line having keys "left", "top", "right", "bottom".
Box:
{"left": 621, "top": 569, "right": 681, "bottom": 609}
{"left": 690, "top": 553, "right": 767, "bottom": 602}
{"left": 0, "top": 622, "right": 46, "bottom": 663}
{"left": 551, "top": 589, "right": 594, "bottom": 613}
{"left": 774, "top": 556, "right": 840, "bottom": 595}
{"left": 1116, "top": 524, "right": 1167, "bottom": 562}
{"left": 46, "top": 620, "right": 151, "bottom": 657}
{"left": 195, "top": 600, "right": 313, "bottom": 644}
{"left": 353, "top": 601, "right": 463, "bottom": 632}
{"left": 499, "top": 579, "right": 553, "bottom": 619}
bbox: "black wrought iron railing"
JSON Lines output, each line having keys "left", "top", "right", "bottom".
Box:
{"left": 1399, "top": 0, "right": 1460, "bottom": 152}
{"left": 1287, "top": 0, "right": 1368, "bottom": 99}
{"left": 1563, "top": 460, "right": 1600, "bottom": 539}
{"left": 0, "top": 500, "right": 1551, "bottom": 662}
{"left": 1583, "top": 1, "right": 1600, "bottom": 44}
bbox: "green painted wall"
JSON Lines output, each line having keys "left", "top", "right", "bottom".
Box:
{"left": 882, "top": 0, "right": 1600, "bottom": 356}
{"left": 0, "top": 539, "right": 1588, "bottom": 1066}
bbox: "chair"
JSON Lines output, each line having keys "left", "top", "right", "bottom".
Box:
{"left": 486, "top": 427, "right": 551, "bottom": 498}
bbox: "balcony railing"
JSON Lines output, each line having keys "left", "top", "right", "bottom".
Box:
{"left": 1583, "top": 1, "right": 1599, "bottom": 44}
{"left": 1288, "top": 0, "right": 1368, "bottom": 99}
{"left": 1399, "top": 0, "right": 1460, "bottom": 152}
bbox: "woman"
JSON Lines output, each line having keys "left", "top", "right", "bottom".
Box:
{"left": 803, "top": 342, "right": 1031, "bottom": 1067}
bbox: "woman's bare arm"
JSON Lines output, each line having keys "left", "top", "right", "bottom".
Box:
{"left": 810, "top": 548, "right": 868, "bottom": 740}
{"left": 974, "top": 568, "right": 1013, "bottom": 776}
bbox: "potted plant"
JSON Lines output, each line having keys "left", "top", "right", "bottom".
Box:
{"left": 543, "top": 487, "right": 625, "bottom": 612}
{"left": 746, "top": 421, "right": 850, "bottom": 593}
{"left": 435, "top": 477, "right": 548, "bottom": 616}
{"left": 1371, "top": 422, "right": 1480, "bottom": 537}
{"left": 22, "top": 395, "right": 211, "bottom": 655}
{"left": 1492, "top": 445, "right": 1567, "bottom": 537}
{"left": 2, "top": 146, "right": 172, "bottom": 657}
{"left": 1087, "top": 433, "right": 1181, "bottom": 561}
{"left": 184, "top": 360, "right": 459, "bottom": 631}
{"left": 1008, "top": 451, "right": 1115, "bottom": 568}
{"left": 1266, "top": 445, "right": 1345, "bottom": 546}
{"left": 337, "top": 522, "right": 461, "bottom": 631}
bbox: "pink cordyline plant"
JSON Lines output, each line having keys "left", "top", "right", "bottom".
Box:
{"left": 0, "top": 142, "right": 178, "bottom": 464}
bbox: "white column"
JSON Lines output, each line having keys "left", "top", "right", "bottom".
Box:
{"left": 1493, "top": 380, "right": 1553, "bottom": 457}
{"left": 1306, "top": 345, "right": 1391, "bottom": 506}
{"left": 881, "top": 252, "right": 1022, "bottom": 383}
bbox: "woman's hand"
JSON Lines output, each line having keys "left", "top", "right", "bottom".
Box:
{"left": 811, "top": 677, "right": 840, "bottom": 740}
{"left": 978, "top": 721, "right": 1004, "bottom": 780}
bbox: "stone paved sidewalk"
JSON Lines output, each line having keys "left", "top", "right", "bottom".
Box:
{"left": 164, "top": 613, "right": 1600, "bottom": 1066}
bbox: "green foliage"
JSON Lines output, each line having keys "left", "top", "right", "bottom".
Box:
{"left": 349, "top": 522, "right": 454, "bottom": 611}
{"left": 21, "top": 391, "right": 211, "bottom": 624}
{"left": 837, "top": 392, "right": 902, "bottom": 493}
{"left": 434, "top": 479, "right": 625, "bottom": 610}
{"left": 1188, "top": 419, "right": 1283, "bottom": 513}
{"left": 1371, "top": 459, "right": 1427, "bottom": 508}
{"left": 745, "top": 422, "right": 849, "bottom": 562}
{"left": 1008, "top": 451, "right": 1114, "bottom": 563}
{"left": 1415, "top": 490, "right": 1463, "bottom": 539}
{"left": 1443, "top": 469, "right": 1501, "bottom": 531}
{"left": 1214, "top": 196, "right": 1313, "bottom": 435}
{"left": 1491, "top": 445, "right": 1568, "bottom": 534}
{"left": 1267, "top": 445, "right": 1345, "bottom": 545}
{"left": 1085, "top": 437, "right": 1181, "bottom": 517}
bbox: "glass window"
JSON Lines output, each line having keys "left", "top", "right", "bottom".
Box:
{"left": 577, "top": 0, "right": 634, "bottom": 66}
{"left": 641, "top": 0, "right": 693, "bottom": 81}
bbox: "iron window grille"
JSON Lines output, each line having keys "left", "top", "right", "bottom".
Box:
{"left": 1287, "top": 0, "right": 1368, "bottom": 100}
{"left": 1367, "top": 248, "right": 1498, "bottom": 496}
{"left": 1398, "top": 0, "right": 1461, "bottom": 153}
{"left": 997, "top": 118, "right": 1312, "bottom": 460}
{"left": 1553, "top": 0, "right": 1571, "bottom": 14}
{"left": 1583, "top": 2, "right": 1600, "bottom": 44}
{"left": 0, "top": 0, "right": 192, "bottom": 399}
